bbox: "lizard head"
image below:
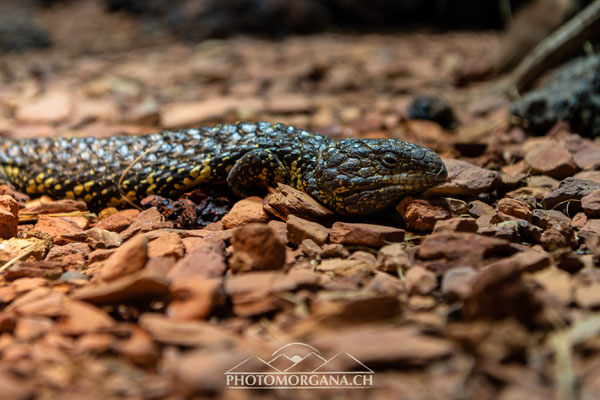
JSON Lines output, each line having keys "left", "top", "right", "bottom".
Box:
{"left": 312, "top": 138, "right": 447, "bottom": 215}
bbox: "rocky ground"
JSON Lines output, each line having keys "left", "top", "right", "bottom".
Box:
{"left": 0, "top": 1, "right": 600, "bottom": 399}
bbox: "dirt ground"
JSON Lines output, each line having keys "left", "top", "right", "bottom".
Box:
{"left": 0, "top": 1, "right": 599, "bottom": 399}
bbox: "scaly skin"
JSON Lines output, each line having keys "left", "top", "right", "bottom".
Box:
{"left": 0, "top": 121, "right": 447, "bottom": 215}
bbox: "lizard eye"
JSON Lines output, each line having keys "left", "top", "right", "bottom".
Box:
{"left": 382, "top": 153, "right": 399, "bottom": 167}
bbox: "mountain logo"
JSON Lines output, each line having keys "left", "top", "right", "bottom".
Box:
{"left": 225, "top": 342, "right": 374, "bottom": 389}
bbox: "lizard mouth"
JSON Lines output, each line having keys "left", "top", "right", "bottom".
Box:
{"left": 344, "top": 169, "right": 447, "bottom": 195}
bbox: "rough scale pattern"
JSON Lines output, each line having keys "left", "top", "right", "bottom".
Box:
{"left": 0, "top": 122, "right": 447, "bottom": 215}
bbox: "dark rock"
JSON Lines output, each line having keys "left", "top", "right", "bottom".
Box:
{"left": 543, "top": 178, "right": 600, "bottom": 215}
{"left": 511, "top": 55, "right": 600, "bottom": 138}
{"left": 406, "top": 95, "right": 458, "bottom": 129}
{"left": 0, "top": 13, "right": 51, "bottom": 52}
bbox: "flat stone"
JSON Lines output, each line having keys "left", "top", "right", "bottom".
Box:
{"left": 396, "top": 197, "right": 452, "bottom": 232}
{"left": 95, "top": 234, "right": 148, "bottom": 281}
{"left": 0, "top": 195, "right": 18, "bottom": 239}
{"left": 524, "top": 146, "right": 577, "bottom": 179}
{"left": 16, "top": 89, "right": 72, "bottom": 123}
{"left": 582, "top": 189, "right": 600, "bottom": 217}
{"left": 95, "top": 209, "right": 139, "bottom": 233}
{"left": 263, "top": 183, "right": 336, "bottom": 223}
{"left": 286, "top": 214, "right": 329, "bottom": 246}
{"left": 167, "top": 240, "right": 226, "bottom": 282}
{"left": 405, "top": 266, "right": 437, "bottom": 295}
{"left": 543, "top": 178, "right": 600, "bottom": 214}
{"left": 120, "top": 207, "right": 173, "bottom": 241}
{"left": 497, "top": 198, "right": 532, "bottom": 221}
{"left": 32, "top": 215, "right": 84, "bottom": 244}
{"left": 330, "top": 222, "right": 405, "bottom": 247}
{"left": 433, "top": 217, "right": 478, "bottom": 233}
{"left": 427, "top": 159, "right": 501, "bottom": 196}
{"left": 221, "top": 197, "right": 270, "bottom": 229}
{"left": 230, "top": 224, "right": 286, "bottom": 273}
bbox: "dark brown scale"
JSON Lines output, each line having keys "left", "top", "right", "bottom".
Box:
{"left": 0, "top": 122, "right": 447, "bottom": 215}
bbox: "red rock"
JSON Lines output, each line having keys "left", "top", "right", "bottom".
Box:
{"left": 467, "top": 200, "right": 495, "bottom": 218}
{"left": 75, "top": 333, "right": 114, "bottom": 354}
{"left": 441, "top": 267, "right": 476, "bottom": 299}
{"left": 84, "top": 227, "right": 122, "bottom": 249}
{"left": 541, "top": 228, "right": 572, "bottom": 251}
{"left": 265, "top": 94, "right": 313, "bottom": 114}
{"left": 23, "top": 199, "right": 87, "bottom": 214}
{"left": 119, "top": 207, "right": 173, "bottom": 241}
{"left": 267, "top": 220, "right": 288, "bottom": 244}
{"left": 0, "top": 195, "right": 18, "bottom": 239}
{"left": 418, "top": 232, "right": 520, "bottom": 273}
{"left": 16, "top": 89, "right": 72, "bottom": 123}
{"left": 95, "top": 234, "right": 148, "bottom": 281}
{"left": 72, "top": 272, "right": 170, "bottom": 305}
{"left": 263, "top": 183, "right": 335, "bottom": 222}
{"left": 574, "top": 170, "right": 600, "bottom": 184}
{"left": 33, "top": 215, "right": 83, "bottom": 244}
{"left": 427, "top": 159, "right": 501, "bottom": 196}
{"left": 320, "top": 243, "right": 350, "bottom": 259}
{"left": 0, "top": 185, "right": 28, "bottom": 208}
{"left": 148, "top": 232, "right": 185, "bottom": 259}
{"left": 138, "top": 313, "right": 235, "bottom": 347}
{"left": 463, "top": 250, "right": 550, "bottom": 320}
{"left": 56, "top": 300, "right": 115, "bottom": 335}
{"left": 8, "top": 288, "right": 64, "bottom": 316}
{"left": 95, "top": 209, "right": 139, "bottom": 232}
{"left": 396, "top": 197, "right": 452, "bottom": 231}
{"left": 298, "top": 239, "right": 321, "bottom": 257}
{"left": 14, "top": 316, "right": 53, "bottom": 341}
{"left": 117, "top": 327, "right": 158, "bottom": 367}
{"left": 168, "top": 240, "right": 226, "bottom": 282}
{"left": 221, "top": 197, "right": 270, "bottom": 229}
{"left": 575, "top": 283, "right": 600, "bottom": 308}
{"left": 330, "top": 221, "right": 405, "bottom": 247}
{"left": 433, "top": 217, "right": 478, "bottom": 233}
{"left": 497, "top": 198, "right": 532, "bottom": 221}
{"left": 230, "top": 223, "right": 286, "bottom": 272}
{"left": 543, "top": 178, "right": 600, "bottom": 214}
{"left": 405, "top": 266, "right": 437, "bottom": 295}
{"left": 377, "top": 244, "right": 411, "bottom": 272}
{"left": 160, "top": 97, "right": 262, "bottom": 128}
{"left": 582, "top": 189, "right": 600, "bottom": 217}
{"left": 582, "top": 219, "right": 600, "bottom": 235}
{"left": 168, "top": 277, "right": 221, "bottom": 320}
{"left": 286, "top": 214, "right": 329, "bottom": 246}
{"left": 524, "top": 146, "right": 577, "bottom": 179}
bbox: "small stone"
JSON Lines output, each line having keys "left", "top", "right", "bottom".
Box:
{"left": 298, "top": 239, "right": 321, "bottom": 257}
{"left": 221, "top": 197, "right": 270, "bottom": 229}
{"left": 541, "top": 228, "right": 571, "bottom": 251}
{"left": 524, "top": 146, "right": 577, "bottom": 179}
{"left": 543, "top": 178, "right": 600, "bottom": 214}
{"left": 418, "top": 232, "right": 520, "bottom": 273}
{"left": 497, "top": 198, "right": 532, "bottom": 221}
{"left": 263, "top": 183, "right": 335, "bottom": 223}
{"left": 396, "top": 197, "right": 452, "bottom": 231}
{"left": 427, "top": 159, "right": 500, "bottom": 196}
{"left": 59, "top": 270, "right": 89, "bottom": 282}
{"left": 377, "top": 244, "right": 411, "bottom": 272}
{"left": 72, "top": 273, "right": 170, "bottom": 305}
{"left": 575, "top": 283, "right": 600, "bottom": 308}
{"left": 0, "top": 195, "right": 19, "bottom": 239}
{"left": 168, "top": 240, "right": 226, "bottom": 282}
{"left": 95, "top": 209, "right": 139, "bottom": 233}
{"left": 433, "top": 217, "right": 478, "bottom": 233}
{"left": 320, "top": 243, "right": 350, "bottom": 259}
{"left": 148, "top": 232, "right": 185, "bottom": 259}
{"left": 95, "top": 234, "right": 148, "bottom": 281}
{"left": 330, "top": 222, "right": 405, "bottom": 247}
{"left": 267, "top": 220, "right": 288, "bottom": 244}
{"left": 441, "top": 267, "right": 476, "bottom": 299}
{"left": 468, "top": 200, "right": 495, "bottom": 218}
{"left": 14, "top": 316, "right": 53, "bottom": 341}
{"left": 286, "top": 214, "right": 329, "bottom": 246}
{"left": 56, "top": 300, "right": 115, "bottom": 335}
{"left": 168, "top": 277, "right": 221, "bottom": 320}
{"left": 46, "top": 242, "right": 90, "bottom": 265}
{"left": 85, "top": 227, "right": 123, "bottom": 249}
{"left": 405, "top": 266, "right": 437, "bottom": 295}
{"left": 119, "top": 207, "right": 173, "bottom": 241}
{"left": 582, "top": 189, "right": 600, "bottom": 217}
{"left": 33, "top": 215, "right": 84, "bottom": 244}
{"left": 531, "top": 209, "right": 572, "bottom": 230}
{"left": 23, "top": 199, "right": 86, "bottom": 214}
{"left": 230, "top": 224, "right": 286, "bottom": 273}
{"left": 16, "top": 89, "right": 72, "bottom": 123}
